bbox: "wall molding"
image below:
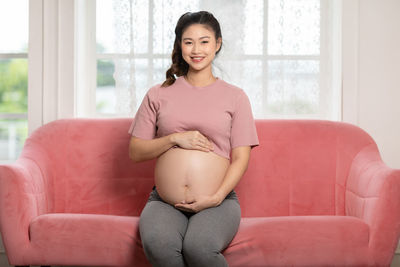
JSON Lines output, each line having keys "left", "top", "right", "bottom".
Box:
{"left": 28, "top": 0, "right": 75, "bottom": 136}
{"left": 341, "top": 0, "right": 359, "bottom": 124}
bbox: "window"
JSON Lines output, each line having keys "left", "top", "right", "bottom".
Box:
{"left": 0, "top": 0, "right": 29, "bottom": 163}
{"left": 77, "top": 0, "right": 341, "bottom": 120}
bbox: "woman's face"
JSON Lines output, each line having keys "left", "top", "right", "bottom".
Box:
{"left": 181, "top": 24, "right": 222, "bottom": 73}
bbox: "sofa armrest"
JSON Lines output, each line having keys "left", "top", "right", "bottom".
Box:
{"left": 0, "top": 157, "right": 49, "bottom": 261}
{"left": 346, "top": 143, "right": 400, "bottom": 264}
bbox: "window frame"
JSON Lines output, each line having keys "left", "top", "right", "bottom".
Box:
{"left": 28, "top": 0, "right": 343, "bottom": 127}
{"left": 89, "top": 0, "right": 341, "bottom": 120}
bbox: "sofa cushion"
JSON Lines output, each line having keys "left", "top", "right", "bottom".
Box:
{"left": 30, "top": 213, "right": 370, "bottom": 267}
{"left": 29, "top": 213, "right": 149, "bottom": 266}
{"left": 224, "top": 215, "right": 370, "bottom": 267}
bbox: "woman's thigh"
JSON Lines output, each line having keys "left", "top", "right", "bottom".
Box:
{"left": 139, "top": 190, "right": 191, "bottom": 259}
{"left": 183, "top": 193, "right": 242, "bottom": 253}
{"left": 139, "top": 190, "right": 190, "bottom": 244}
{"left": 139, "top": 187, "right": 241, "bottom": 266}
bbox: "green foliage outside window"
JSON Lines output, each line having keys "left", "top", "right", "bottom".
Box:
{"left": 97, "top": 59, "right": 115, "bottom": 87}
{"left": 0, "top": 59, "right": 28, "bottom": 113}
{"left": 96, "top": 59, "right": 116, "bottom": 113}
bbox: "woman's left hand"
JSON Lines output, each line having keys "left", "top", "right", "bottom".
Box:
{"left": 174, "top": 194, "right": 221, "bottom": 213}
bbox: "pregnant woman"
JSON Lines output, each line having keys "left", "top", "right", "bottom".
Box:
{"left": 128, "top": 11, "right": 259, "bottom": 267}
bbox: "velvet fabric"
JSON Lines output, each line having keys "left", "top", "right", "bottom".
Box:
{"left": 0, "top": 118, "right": 400, "bottom": 266}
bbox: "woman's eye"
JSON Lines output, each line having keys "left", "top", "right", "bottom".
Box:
{"left": 184, "top": 41, "right": 208, "bottom": 45}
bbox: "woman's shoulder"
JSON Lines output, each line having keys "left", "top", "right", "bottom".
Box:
{"left": 147, "top": 77, "right": 245, "bottom": 97}
{"left": 142, "top": 83, "right": 163, "bottom": 102}
{"left": 218, "top": 78, "right": 245, "bottom": 96}
{"left": 149, "top": 82, "right": 163, "bottom": 91}
{"left": 150, "top": 78, "right": 179, "bottom": 92}
{"left": 145, "top": 78, "right": 179, "bottom": 100}
{"left": 148, "top": 80, "right": 170, "bottom": 93}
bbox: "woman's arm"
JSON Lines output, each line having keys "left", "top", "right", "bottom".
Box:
{"left": 213, "top": 146, "right": 251, "bottom": 205}
{"left": 129, "top": 134, "right": 177, "bottom": 163}
{"left": 130, "top": 130, "right": 214, "bottom": 163}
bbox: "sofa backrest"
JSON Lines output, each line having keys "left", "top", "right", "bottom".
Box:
{"left": 236, "top": 119, "right": 375, "bottom": 217}
{"left": 21, "top": 118, "right": 157, "bottom": 216}
{"left": 21, "top": 118, "right": 376, "bottom": 217}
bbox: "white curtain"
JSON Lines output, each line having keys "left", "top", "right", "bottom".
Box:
{"left": 96, "top": 0, "right": 341, "bottom": 120}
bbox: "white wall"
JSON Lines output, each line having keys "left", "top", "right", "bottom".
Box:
{"left": 342, "top": 0, "right": 400, "bottom": 169}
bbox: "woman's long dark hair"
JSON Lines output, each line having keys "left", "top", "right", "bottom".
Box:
{"left": 161, "top": 11, "right": 223, "bottom": 87}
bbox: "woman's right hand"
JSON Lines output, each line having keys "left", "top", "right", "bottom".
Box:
{"left": 172, "top": 131, "right": 214, "bottom": 152}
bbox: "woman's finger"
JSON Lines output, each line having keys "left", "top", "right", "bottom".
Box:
{"left": 176, "top": 206, "right": 193, "bottom": 212}
{"left": 176, "top": 203, "right": 194, "bottom": 209}
{"left": 200, "top": 138, "right": 208, "bottom": 147}
{"left": 196, "top": 143, "right": 210, "bottom": 151}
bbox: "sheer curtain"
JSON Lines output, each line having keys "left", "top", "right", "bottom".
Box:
{"left": 95, "top": 0, "right": 341, "bottom": 120}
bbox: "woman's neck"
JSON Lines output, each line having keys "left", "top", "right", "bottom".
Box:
{"left": 184, "top": 72, "right": 217, "bottom": 87}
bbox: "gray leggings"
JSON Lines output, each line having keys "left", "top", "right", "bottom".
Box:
{"left": 139, "top": 186, "right": 241, "bottom": 267}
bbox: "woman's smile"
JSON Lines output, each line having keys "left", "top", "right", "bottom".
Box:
{"left": 191, "top": 56, "right": 205, "bottom": 63}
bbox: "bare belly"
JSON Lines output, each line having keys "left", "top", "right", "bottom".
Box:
{"left": 154, "top": 146, "right": 230, "bottom": 206}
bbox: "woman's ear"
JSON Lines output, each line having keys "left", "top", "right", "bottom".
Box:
{"left": 216, "top": 37, "right": 222, "bottom": 53}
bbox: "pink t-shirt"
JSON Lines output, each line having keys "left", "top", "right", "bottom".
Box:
{"left": 128, "top": 75, "right": 259, "bottom": 160}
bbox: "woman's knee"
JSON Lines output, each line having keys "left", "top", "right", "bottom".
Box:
{"left": 139, "top": 216, "right": 187, "bottom": 267}
{"left": 182, "top": 235, "right": 228, "bottom": 267}
{"left": 182, "top": 248, "right": 227, "bottom": 267}
{"left": 141, "top": 236, "right": 183, "bottom": 267}
{"left": 181, "top": 200, "right": 241, "bottom": 266}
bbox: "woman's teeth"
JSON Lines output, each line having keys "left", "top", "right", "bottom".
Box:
{"left": 192, "top": 57, "right": 204, "bottom": 62}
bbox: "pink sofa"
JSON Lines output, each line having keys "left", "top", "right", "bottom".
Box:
{"left": 1, "top": 118, "right": 400, "bottom": 267}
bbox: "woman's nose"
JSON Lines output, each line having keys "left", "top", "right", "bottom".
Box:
{"left": 192, "top": 42, "right": 200, "bottom": 53}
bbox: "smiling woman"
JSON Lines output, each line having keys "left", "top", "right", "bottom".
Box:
{"left": 129, "top": 11, "right": 259, "bottom": 267}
